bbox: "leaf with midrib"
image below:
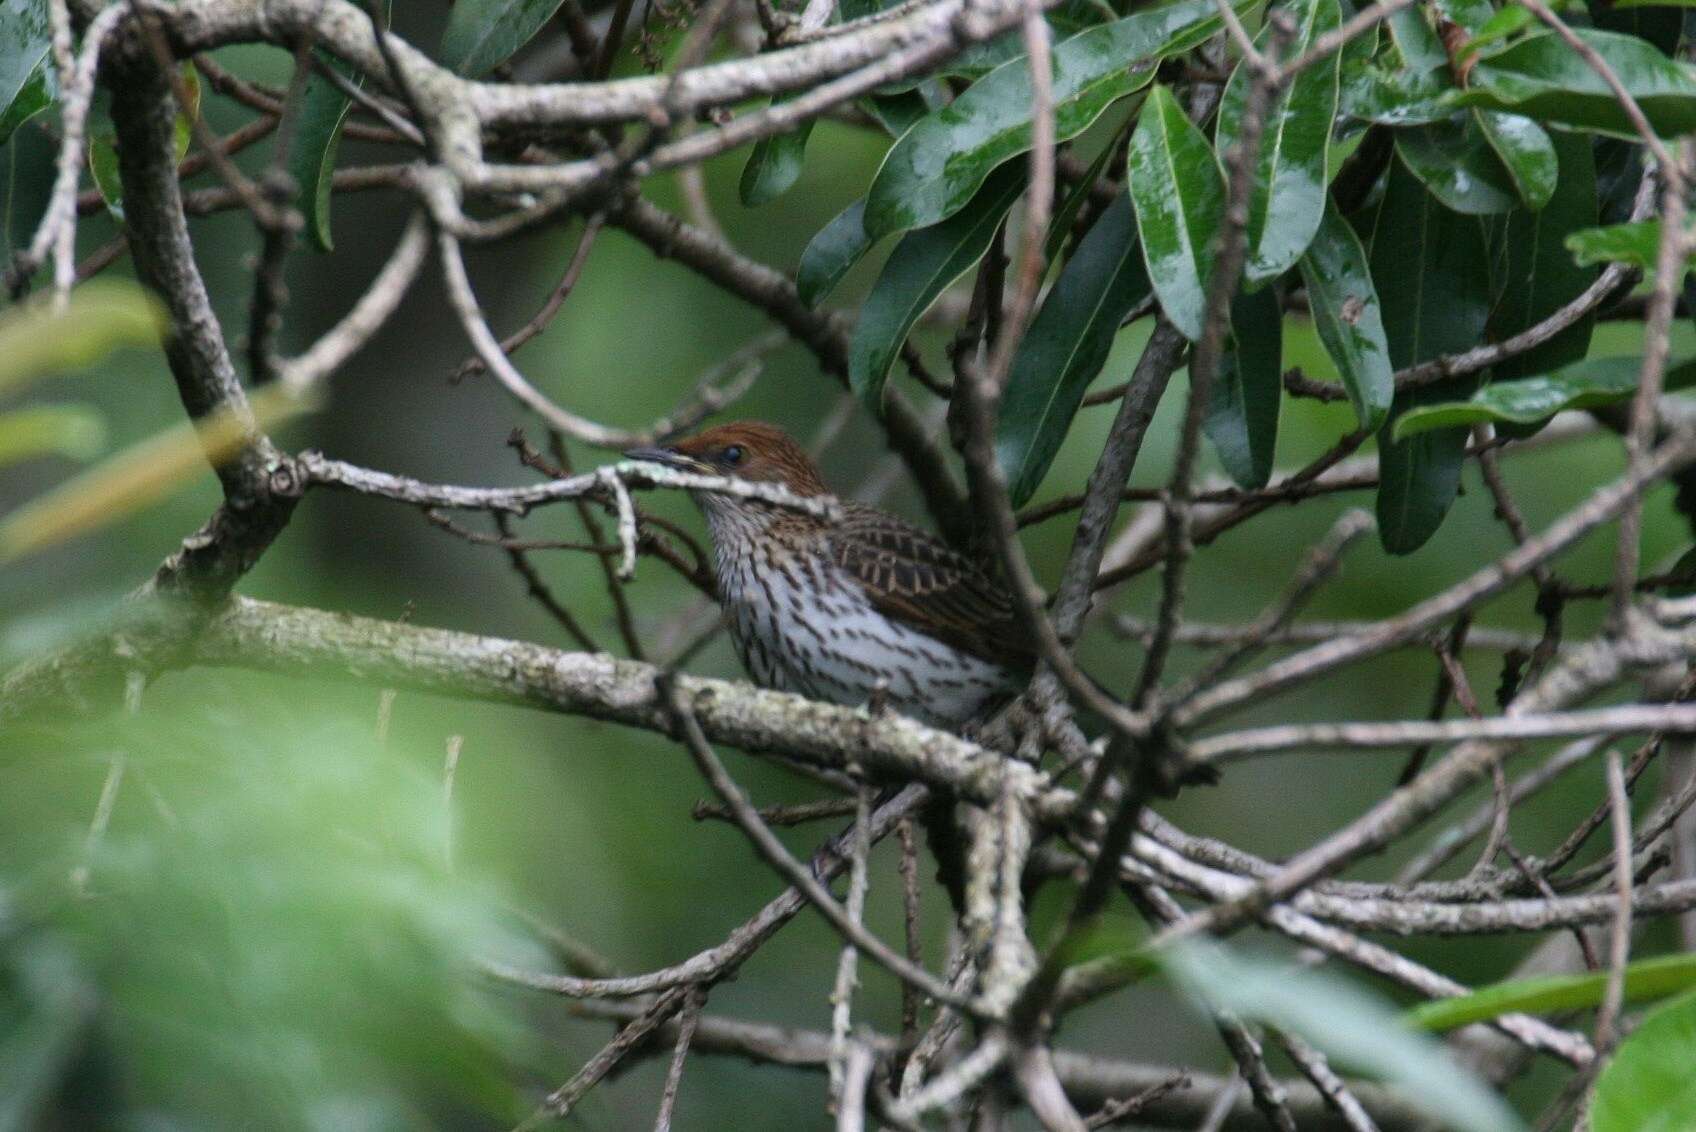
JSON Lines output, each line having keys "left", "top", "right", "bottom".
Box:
{"left": 1203, "top": 287, "right": 1283, "bottom": 489}
{"left": 1392, "top": 356, "right": 1696, "bottom": 439}
{"left": 863, "top": 0, "right": 1230, "bottom": 239}
{"left": 1460, "top": 27, "right": 1696, "bottom": 138}
{"left": 997, "top": 195, "right": 1150, "bottom": 506}
{"left": 1300, "top": 201, "right": 1393, "bottom": 431}
{"left": 1126, "top": 84, "right": 1223, "bottom": 341}
{"left": 848, "top": 167, "right": 1025, "bottom": 412}
{"left": 1215, "top": 0, "right": 1342, "bottom": 284}
{"left": 0, "top": 0, "right": 52, "bottom": 147}
{"left": 1363, "top": 155, "right": 1492, "bottom": 554}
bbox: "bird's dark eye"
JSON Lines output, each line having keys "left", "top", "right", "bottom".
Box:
{"left": 723, "top": 445, "right": 744, "bottom": 465}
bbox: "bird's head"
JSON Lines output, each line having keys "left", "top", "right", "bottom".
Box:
{"left": 624, "top": 421, "right": 830, "bottom": 497}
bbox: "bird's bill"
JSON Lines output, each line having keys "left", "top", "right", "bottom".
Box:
{"left": 622, "top": 445, "right": 704, "bottom": 472}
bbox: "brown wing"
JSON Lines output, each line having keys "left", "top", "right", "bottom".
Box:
{"left": 830, "top": 503, "right": 1034, "bottom": 670}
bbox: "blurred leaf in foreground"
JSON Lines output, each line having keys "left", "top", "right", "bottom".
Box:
{"left": 0, "top": 688, "right": 550, "bottom": 1131}
{"left": 1591, "top": 989, "right": 1696, "bottom": 1132}
{"left": 0, "top": 279, "right": 166, "bottom": 395}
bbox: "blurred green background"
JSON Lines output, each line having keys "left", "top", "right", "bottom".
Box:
{"left": 2, "top": 9, "right": 1693, "bottom": 1128}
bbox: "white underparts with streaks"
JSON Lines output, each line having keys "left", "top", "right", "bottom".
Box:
{"left": 699, "top": 495, "right": 1013, "bottom": 728}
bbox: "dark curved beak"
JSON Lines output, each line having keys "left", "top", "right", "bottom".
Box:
{"left": 623, "top": 446, "right": 692, "bottom": 470}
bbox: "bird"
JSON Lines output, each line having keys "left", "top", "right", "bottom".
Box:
{"left": 624, "top": 421, "right": 1032, "bottom": 729}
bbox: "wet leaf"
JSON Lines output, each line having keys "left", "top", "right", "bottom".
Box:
{"left": 1394, "top": 113, "right": 1519, "bottom": 214}
{"left": 1215, "top": 0, "right": 1342, "bottom": 284}
{"left": 1476, "top": 110, "right": 1557, "bottom": 211}
{"left": 864, "top": 0, "right": 1229, "bottom": 238}
{"left": 1299, "top": 201, "right": 1393, "bottom": 431}
{"left": 1126, "top": 83, "right": 1223, "bottom": 341}
{"left": 1461, "top": 28, "right": 1696, "bottom": 138}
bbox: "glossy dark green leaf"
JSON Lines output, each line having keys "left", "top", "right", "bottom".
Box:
{"left": 796, "top": 198, "right": 874, "bottom": 307}
{"left": 1127, "top": 84, "right": 1223, "bottom": 341}
{"left": 1362, "top": 156, "right": 1492, "bottom": 553}
{"left": 1392, "top": 356, "right": 1696, "bottom": 438}
{"left": 1216, "top": 0, "right": 1341, "bottom": 283}
{"left": 288, "top": 56, "right": 358, "bottom": 252}
{"left": 439, "top": 0, "right": 567, "bottom": 76}
{"left": 740, "top": 99, "right": 814, "bottom": 206}
{"left": 1407, "top": 953, "right": 1696, "bottom": 1032}
{"left": 848, "top": 168, "right": 1024, "bottom": 411}
{"left": 1395, "top": 114, "right": 1519, "bottom": 214}
{"left": 0, "top": 0, "right": 52, "bottom": 148}
{"left": 1592, "top": 990, "right": 1696, "bottom": 1132}
{"left": 1461, "top": 5, "right": 1535, "bottom": 59}
{"left": 1163, "top": 941, "right": 1523, "bottom": 1132}
{"left": 1461, "top": 28, "right": 1696, "bottom": 138}
{"left": 864, "top": 0, "right": 1228, "bottom": 239}
{"left": 1488, "top": 129, "right": 1597, "bottom": 379}
{"left": 1300, "top": 201, "right": 1393, "bottom": 431}
{"left": 1476, "top": 110, "right": 1556, "bottom": 210}
{"left": 1204, "top": 287, "right": 1282, "bottom": 488}
{"left": 998, "top": 196, "right": 1150, "bottom": 506}
{"left": 1339, "top": 63, "right": 1459, "bottom": 126}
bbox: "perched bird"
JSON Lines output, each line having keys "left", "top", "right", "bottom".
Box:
{"left": 625, "top": 421, "right": 1031, "bottom": 728}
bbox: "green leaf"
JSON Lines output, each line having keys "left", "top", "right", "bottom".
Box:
{"left": 0, "top": 939, "right": 96, "bottom": 1132}
{"left": 997, "top": 195, "right": 1150, "bottom": 506}
{"left": 1388, "top": 3, "right": 1447, "bottom": 71}
{"left": 1339, "top": 62, "right": 1459, "bottom": 126}
{"left": 1363, "top": 155, "right": 1492, "bottom": 553}
{"left": 1163, "top": 941, "right": 1524, "bottom": 1132}
{"left": 1488, "top": 129, "right": 1597, "bottom": 380}
{"left": 848, "top": 167, "right": 1024, "bottom": 411}
{"left": 1476, "top": 110, "right": 1557, "bottom": 211}
{"left": 1394, "top": 114, "right": 1520, "bottom": 215}
{"left": 1461, "top": 28, "right": 1696, "bottom": 138}
{"left": 439, "top": 0, "right": 567, "bottom": 76}
{"left": 1299, "top": 201, "right": 1393, "bottom": 431}
{"left": 0, "top": 0, "right": 50, "bottom": 148}
{"left": 1045, "top": 132, "right": 1120, "bottom": 262}
{"left": 1215, "top": 0, "right": 1342, "bottom": 284}
{"left": 85, "top": 65, "right": 198, "bottom": 221}
{"left": 863, "top": 0, "right": 1228, "bottom": 239}
{"left": 1461, "top": 5, "right": 1535, "bottom": 58}
{"left": 1567, "top": 219, "right": 1696, "bottom": 275}
{"left": 1126, "top": 84, "right": 1223, "bottom": 341}
{"left": 1592, "top": 990, "right": 1696, "bottom": 1132}
{"left": 0, "top": 404, "right": 106, "bottom": 467}
{"left": 860, "top": 90, "right": 932, "bottom": 138}
{"left": 287, "top": 55, "right": 358, "bottom": 252}
{"left": 739, "top": 99, "right": 815, "bottom": 206}
{"left": 796, "top": 198, "right": 874, "bottom": 307}
{"left": 1391, "top": 356, "right": 1696, "bottom": 438}
{"left": 1407, "top": 953, "right": 1696, "bottom": 1032}
{"left": 1204, "top": 286, "right": 1282, "bottom": 488}
{"left": 0, "top": 280, "right": 166, "bottom": 394}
